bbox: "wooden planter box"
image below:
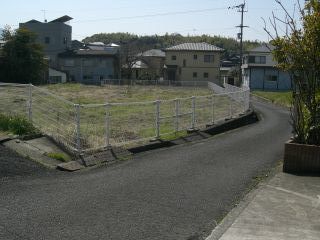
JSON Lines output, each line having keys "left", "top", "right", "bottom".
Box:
{"left": 283, "top": 140, "right": 320, "bottom": 174}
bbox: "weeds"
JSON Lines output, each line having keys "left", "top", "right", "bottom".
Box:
{"left": 46, "top": 152, "right": 71, "bottom": 162}
{"left": 0, "top": 113, "right": 38, "bottom": 136}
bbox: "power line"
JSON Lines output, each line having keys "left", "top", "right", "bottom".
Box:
{"left": 72, "top": 7, "right": 228, "bottom": 24}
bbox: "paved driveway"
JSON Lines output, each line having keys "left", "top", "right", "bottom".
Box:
{"left": 0, "top": 101, "right": 291, "bottom": 240}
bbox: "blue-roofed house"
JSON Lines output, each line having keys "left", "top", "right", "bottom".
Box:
{"left": 242, "top": 44, "right": 292, "bottom": 90}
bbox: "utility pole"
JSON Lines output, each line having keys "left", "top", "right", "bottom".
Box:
{"left": 229, "top": 1, "right": 248, "bottom": 86}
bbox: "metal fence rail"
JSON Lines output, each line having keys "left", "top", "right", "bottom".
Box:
{"left": 101, "top": 79, "right": 210, "bottom": 87}
{"left": 0, "top": 82, "right": 250, "bottom": 155}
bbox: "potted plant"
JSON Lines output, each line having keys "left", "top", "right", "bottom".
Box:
{"left": 264, "top": 0, "right": 320, "bottom": 173}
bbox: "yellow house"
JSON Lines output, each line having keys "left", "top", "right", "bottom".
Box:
{"left": 164, "top": 42, "right": 223, "bottom": 84}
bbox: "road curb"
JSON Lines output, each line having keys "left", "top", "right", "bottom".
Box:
{"left": 128, "top": 110, "right": 258, "bottom": 154}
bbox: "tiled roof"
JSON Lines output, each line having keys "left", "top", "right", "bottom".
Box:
{"left": 165, "top": 42, "right": 224, "bottom": 52}
{"left": 139, "top": 49, "right": 165, "bottom": 57}
{"left": 249, "top": 44, "right": 275, "bottom": 53}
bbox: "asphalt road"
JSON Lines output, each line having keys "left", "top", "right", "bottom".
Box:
{"left": 0, "top": 100, "right": 291, "bottom": 240}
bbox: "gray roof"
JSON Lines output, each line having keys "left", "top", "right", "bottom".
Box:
{"left": 165, "top": 42, "right": 224, "bottom": 52}
{"left": 24, "top": 19, "right": 42, "bottom": 24}
{"left": 131, "top": 60, "right": 149, "bottom": 69}
{"left": 249, "top": 44, "right": 275, "bottom": 53}
{"left": 50, "top": 15, "right": 73, "bottom": 23}
{"left": 139, "top": 49, "right": 165, "bottom": 57}
{"left": 59, "top": 49, "right": 117, "bottom": 57}
{"left": 77, "top": 49, "right": 118, "bottom": 55}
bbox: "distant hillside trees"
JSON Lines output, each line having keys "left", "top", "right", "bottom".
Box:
{"left": 0, "top": 27, "right": 46, "bottom": 84}
{"left": 83, "top": 32, "right": 261, "bottom": 59}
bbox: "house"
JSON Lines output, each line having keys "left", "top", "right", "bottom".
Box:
{"left": 20, "top": 17, "right": 119, "bottom": 84}
{"left": 122, "top": 49, "right": 165, "bottom": 80}
{"left": 123, "top": 60, "right": 149, "bottom": 80}
{"left": 71, "top": 40, "right": 84, "bottom": 50}
{"left": 19, "top": 15, "right": 73, "bottom": 67}
{"left": 137, "top": 49, "right": 165, "bottom": 79}
{"left": 58, "top": 45, "right": 119, "bottom": 84}
{"left": 163, "top": 42, "right": 223, "bottom": 84}
{"left": 220, "top": 54, "right": 241, "bottom": 85}
{"left": 242, "top": 44, "right": 292, "bottom": 90}
{"left": 48, "top": 68, "right": 67, "bottom": 83}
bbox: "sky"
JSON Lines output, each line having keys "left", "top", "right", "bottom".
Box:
{"left": 1, "top": 0, "right": 301, "bottom": 42}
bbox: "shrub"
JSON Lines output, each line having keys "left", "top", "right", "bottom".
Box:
{"left": 265, "top": 0, "right": 320, "bottom": 146}
{"left": 0, "top": 113, "right": 38, "bottom": 136}
{"left": 0, "top": 113, "right": 10, "bottom": 131}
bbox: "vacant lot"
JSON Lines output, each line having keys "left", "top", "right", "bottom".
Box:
{"left": 0, "top": 83, "right": 243, "bottom": 152}
{"left": 42, "top": 83, "right": 236, "bottom": 150}
{"left": 44, "top": 83, "right": 213, "bottom": 104}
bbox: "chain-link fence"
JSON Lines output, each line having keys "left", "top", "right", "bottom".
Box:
{"left": 0, "top": 82, "right": 250, "bottom": 155}
{"left": 0, "top": 83, "right": 78, "bottom": 152}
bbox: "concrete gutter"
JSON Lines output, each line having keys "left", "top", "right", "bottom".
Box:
{"left": 2, "top": 136, "right": 84, "bottom": 171}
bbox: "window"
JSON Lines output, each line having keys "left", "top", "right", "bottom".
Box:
{"left": 248, "top": 56, "right": 266, "bottom": 64}
{"left": 258, "top": 56, "right": 266, "bottom": 64}
{"left": 193, "top": 54, "right": 198, "bottom": 60}
{"left": 64, "top": 59, "right": 74, "bottom": 67}
{"left": 266, "top": 75, "right": 278, "bottom": 81}
{"left": 63, "top": 37, "right": 67, "bottom": 44}
{"left": 45, "top": 37, "right": 50, "bottom": 44}
{"left": 204, "top": 55, "right": 214, "bottom": 63}
{"left": 83, "top": 75, "right": 93, "bottom": 80}
{"left": 248, "top": 56, "right": 255, "bottom": 63}
{"left": 203, "top": 72, "right": 209, "bottom": 78}
{"left": 183, "top": 59, "right": 186, "bottom": 67}
{"left": 193, "top": 72, "right": 197, "bottom": 78}
{"left": 83, "top": 60, "right": 92, "bottom": 67}
{"left": 171, "top": 55, "right": 177, "bottom": 61}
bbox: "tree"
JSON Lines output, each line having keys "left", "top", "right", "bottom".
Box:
{"left": 1, "top": 25, "right": 14, "bottom": 41}
{"left": 264, "top": 0, "right": 320, "bottom": 145}
{"left": 0, "top": 27, "right": 46, "bottom": 84}
{"left": 82, "top": 32, "right": 261, "bottom": 60}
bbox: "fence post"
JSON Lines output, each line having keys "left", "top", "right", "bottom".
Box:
{"left": 75, "top": 104, "right": 81, "bottom": 154}
{"left": 211, "top": 95, "right": 215, "bottom": 124}
{"left": 105, "top": 103, "right": 111, "bottom": 148}
{"left": 241, "top": 90, "right": 245, "bottom": 113}
{"left": 28, "top": 84, "right": 33, "bottom": 122}
{"left": 155, "top": 100, "right": 160, "bottom": 139}
{"left": 246, "top": 90, "right": 250, "bottom": 111}
{"left": 174, "top": 99, "right": 179, "bottom": 132}
{"left": 229, "top": 92, "right": 233, "bottom": 119}
{"left": 191, "top": 96, "right": 196, "bottom": 129}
